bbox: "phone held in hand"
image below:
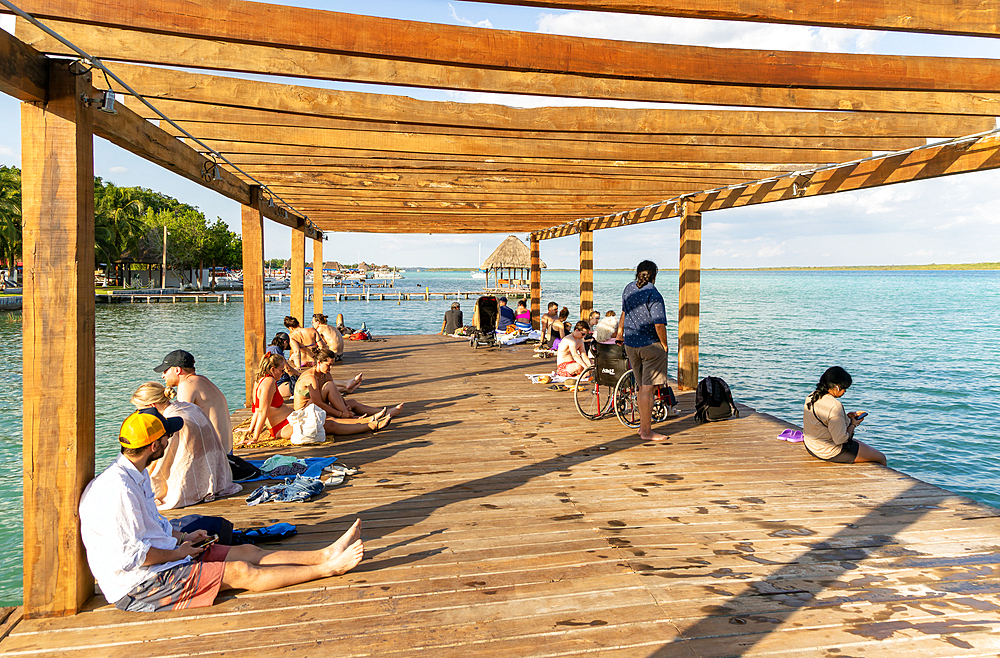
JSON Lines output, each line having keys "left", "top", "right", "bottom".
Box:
{"left": 192, "top": 534, "right": 219, "bottom": 549}
{"left": 856, "top": 412, "right": 869, "bottom": 419}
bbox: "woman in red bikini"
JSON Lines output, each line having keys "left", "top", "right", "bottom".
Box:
{"left": 247, "top": 353, "right": 386, "bottom": 445}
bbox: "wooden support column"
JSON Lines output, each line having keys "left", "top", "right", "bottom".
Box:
{"left": 21, "top": 63, "right": 96, "bottom": 618}
{"left": 290, "top": 228, "right": 305, "bottom": 323}
{"left": 313, "top": 237, "right": 323, "bottom": 314}
{"left": 579, "top": 227, "right": 593, "bottom": 320}
{"left": 241, "top": 186, "right": 266, "bottom": 407}
{"left": 678, "top": 200, "right": 702, "bottom": 391}
{"left": 529, "top": 235, "right": 541, "bottom": 329}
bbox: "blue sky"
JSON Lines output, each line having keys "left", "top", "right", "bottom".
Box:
{"left": 2, "top": 2, "right": 998, "bottom": 269}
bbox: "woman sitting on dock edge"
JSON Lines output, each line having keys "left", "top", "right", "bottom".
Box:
{"left": 803, "top": 366, "right": 886, "bottom": 465}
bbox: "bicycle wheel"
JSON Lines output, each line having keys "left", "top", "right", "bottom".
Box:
{"left": 574, "top": 365, "right": 615, "bottom": 420}
{"left": 614, "top": 369, "right": 641, "bottom": 429}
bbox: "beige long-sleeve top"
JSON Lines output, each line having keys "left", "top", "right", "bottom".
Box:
{"left": 803, "top": 393, "right": 854, "bottom": 460}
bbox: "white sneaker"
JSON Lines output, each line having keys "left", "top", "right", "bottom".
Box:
{"left": 666, "top": 406, "right": 680, "bottom": 419}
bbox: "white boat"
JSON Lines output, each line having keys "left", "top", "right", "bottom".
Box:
{"left": 471, "top": 243, "right": 487, "bottom": 279}
{"left": 263, "top": 277, "right": 289, "bottom": 290}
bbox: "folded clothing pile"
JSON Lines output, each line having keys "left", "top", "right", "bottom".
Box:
{"left": 246, "top": 474, "right": 325, "bottom": 505}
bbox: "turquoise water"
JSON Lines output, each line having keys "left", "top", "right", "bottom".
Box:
{"left": 0, "top": 269, "right": 998, "bottom": 605}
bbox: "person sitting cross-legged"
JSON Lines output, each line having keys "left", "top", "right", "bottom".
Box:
{"left": 79, "top": 408, "right": 364, "bottom": 612}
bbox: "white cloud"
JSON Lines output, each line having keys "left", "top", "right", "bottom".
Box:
{"left": 108, "top": 166, "right": 128, "bottom": 174}
{"left": 0, "top": 145, "right": 13, "bottom": 157}
{"left": 448, "top": 3, "right": 493, "bottom": 29}
{"left": 535, "top": 12, "right": 880, "bottom": 54}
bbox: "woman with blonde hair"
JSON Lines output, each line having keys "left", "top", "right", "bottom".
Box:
{"left": 246, "top": 353, "right": 387, "bottom": 446}
{"left": 130, "top": 381, "right": 241, "bottom": 510}
{"left": 295, "top": 349, "right": 401, "bottom": 427}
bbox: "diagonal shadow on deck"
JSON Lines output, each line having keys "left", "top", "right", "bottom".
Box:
{"left": 643, "top": 482, "right": 1000, "bottom": 657}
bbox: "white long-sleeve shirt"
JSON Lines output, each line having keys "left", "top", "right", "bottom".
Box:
{"left": 79, "top": 455, "right": 189, "bottom": 604}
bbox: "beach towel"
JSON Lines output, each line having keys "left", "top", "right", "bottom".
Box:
{"left": 238, "top": 456, "right": 339, "bottom": 483}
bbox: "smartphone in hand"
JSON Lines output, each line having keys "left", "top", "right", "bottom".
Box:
{"left": 191, "top": 534, "right": 219, "bottom": 549}
{"left": 856, "top": 412, "right": 869, "bottom": 420}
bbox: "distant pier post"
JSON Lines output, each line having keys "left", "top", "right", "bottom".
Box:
{"left": 678, "top": 201, "right": 702, "bottom": 390}
{"left": 530, "top": 234, "right": 541, "bottom": 329}
{"left": 313, "top": 237, "right": 324, "bottom": 314}
{"left": 291, "top": 228, "right": 305, "bottom": 323}
{"left": 579, "top": 225, "right": 594, "bottom": 320}
{"left": 242, "top": 187, "right": 266, "bottom": 406}
{"left": 21, "top": 64, "right": 96, "bottom": 618}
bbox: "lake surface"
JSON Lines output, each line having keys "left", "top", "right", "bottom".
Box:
{"left": 0, "top": 268, "right": 997, "bottom": 605}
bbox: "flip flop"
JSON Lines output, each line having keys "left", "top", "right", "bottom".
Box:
{"left": 778, "top": 429, "right": 804, "bottom": 443}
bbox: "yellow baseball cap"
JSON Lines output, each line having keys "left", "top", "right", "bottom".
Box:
{"left": 119, "top": 408, "right": 183, "bottom": 449}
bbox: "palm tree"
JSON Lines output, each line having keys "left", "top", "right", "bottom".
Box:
{"left": 0, "top": 166, "right": 22, "bottom": 285}
{"left": 94, "top": 181, "right": 146, "bottom": 284}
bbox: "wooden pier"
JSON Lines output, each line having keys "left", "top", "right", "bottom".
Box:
{"left": 4, "top": 336, "right": 1000, "bottom": 656}
{"left": 97, "top": 290, "right": 492, "bottom": 304}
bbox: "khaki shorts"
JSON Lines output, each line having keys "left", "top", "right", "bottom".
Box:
{"left": 625, "top": 343, "right": 668, "bottom": 387}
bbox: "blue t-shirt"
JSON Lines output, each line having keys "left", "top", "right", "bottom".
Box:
{"left": 497, "top": 304, "right": 515, "bottom": 330}
{"left": 621, "top": 281, "right": 667, "bottom": 348}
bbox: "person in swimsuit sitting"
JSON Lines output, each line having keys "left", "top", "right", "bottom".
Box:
{"left": 556, "top": 321, "right": 592, "bottom": 378}
{"left": 265, "top": 332, "right": 300, "bottom": 398}
{"left": 539, "top": 301, "right": 559, "bottom": 347}
{"left": 514, "top": 300, "right": 532, "bottom": 330}
{"left": 284, "top": 316, "right": 321, "bottom": 369}
{"left": 246, "top": 353, "right": 385, "bottom": 446}
{"left": 313, "top": 314, "right": 345, "bottom": 360}
{"left": 295, "top": 349, "right": 401, "bottom": 433}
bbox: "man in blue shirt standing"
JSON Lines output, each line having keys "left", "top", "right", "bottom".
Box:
{"left": 615, "top": 260, "right": 674, "bottom": 441}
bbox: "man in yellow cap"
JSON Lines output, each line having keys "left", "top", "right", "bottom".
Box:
{"left": 79, "top": 409, "right": 364, "bottom": 612}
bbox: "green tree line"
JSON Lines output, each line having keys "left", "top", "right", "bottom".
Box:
{"left": 0, "top": 165, "right": 242, "bottom": 287}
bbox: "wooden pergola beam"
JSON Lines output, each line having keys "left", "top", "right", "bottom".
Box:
{"left": 107, "top": 62, "right": 995, "bottom": 137}
{"left": 0, "top": 21, "right": 47, "bottom": 102}
{"left": 468, "top": 0, "right": 1000, "bottom": 39}
{"left": 223, "top": 156, "right": 803, "bottom": 179}
{"left": 534, "top": 132, "right": 1000, "bottom": 240}
{"left": 149, "top": 113, "right": 927, "bottom": 152}
{"left": 19, "top": 19, "right": 1000, "bottom": 115}
{"left": 165, "top": 124, "right": 870, "bottom": 164}
{"left": 190, "top": 145, "right": 812, "bottom": 174}
{"left": 15, "top": 1, "right": 1000, "bottom": 93}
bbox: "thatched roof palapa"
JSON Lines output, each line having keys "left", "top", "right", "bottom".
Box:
{"left": 482, "top": 236, "right": 546, "bottom": 270}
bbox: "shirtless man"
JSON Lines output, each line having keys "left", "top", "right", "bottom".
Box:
{"left": 313, "top": 313, "right": 344, "bottom": 359}
{"left": 155, "top": 350, "right": 234, "bottom": 454}
{"left": 556, "top": 321, "right": 593, "bottom": 377}
{"left": 539, "top": 302, "right": 560, "bottom": 346}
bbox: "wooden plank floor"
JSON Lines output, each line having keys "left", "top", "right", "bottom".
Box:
{"left": 5, "top": 335, "right": 1000, "bottom": 657}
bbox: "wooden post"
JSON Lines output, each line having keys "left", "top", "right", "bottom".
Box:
{"left": 313, "top": 237, "right": 324, "bottom": 314}
{"left": 290, "top": 228, "right": 305, "bottom": 324}
{"left": 579, "top": 227, "right": 593, "bottom": 320}
{"left": 241, "top": 186, "right": 266, "bottom": 407}
{"left": 21, "top": 63, "right": 96, "bottom": 618}
{"left": 529, "top": 234, "right": 541, "bottom": 329}
{"left": 678, "top": 200, "right": 702, "bottom": 391}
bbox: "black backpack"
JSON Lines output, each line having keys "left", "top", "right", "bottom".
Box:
{"left": 695, "top": 376, "right": 739, "bottom": 422}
